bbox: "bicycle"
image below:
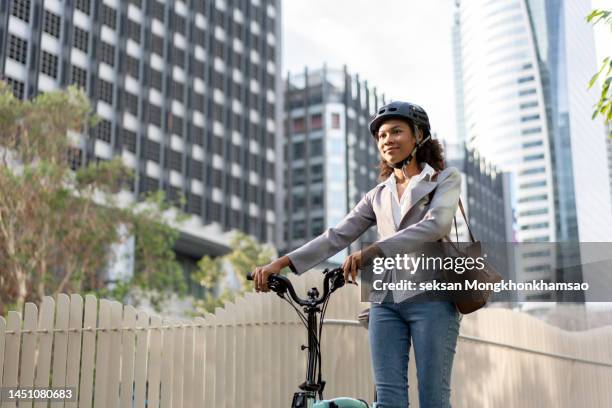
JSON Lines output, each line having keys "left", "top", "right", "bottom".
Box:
{"left": 247, "top": 268, "right": 375, "bottom": 408}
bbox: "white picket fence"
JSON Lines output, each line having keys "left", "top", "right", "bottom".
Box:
{"left": 1, "top": 269, "right": 612, "bottom": 408}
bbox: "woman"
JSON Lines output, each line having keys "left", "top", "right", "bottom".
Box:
{"left": 251, "top": 101, "right": 462, "bottom": 408}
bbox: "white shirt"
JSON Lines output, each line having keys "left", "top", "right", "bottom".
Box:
{"left": 382, "top": 163, "right": 435, "bottom": 229}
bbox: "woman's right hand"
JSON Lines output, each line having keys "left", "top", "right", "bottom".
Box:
{"left": 251, "top": 259, "right": 285, "bottom": 292}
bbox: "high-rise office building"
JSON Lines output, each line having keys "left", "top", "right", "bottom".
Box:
{"left": 453, "top": 0, "right": 612, "bottom": 245}
{"left": 282, "top": 66, "right": 382, "bottom": 263}
{"left": 0, "top": 0, "right": 283, "bottom": 267}
{"left": 453, "top": 0, "right": 612, "bottom": 303}
{"left": 445, "top": 141, "right": 515, "bottom": 297}
{"left": 446, "top": 143, "right": 513, "bottom": 244}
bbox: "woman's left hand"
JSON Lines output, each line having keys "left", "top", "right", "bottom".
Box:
{"left": 342, "top": 251, "right": 362, "bottom": 285}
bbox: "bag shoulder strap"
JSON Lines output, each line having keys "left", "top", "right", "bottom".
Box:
{"left": 429, "top": 170, "right": 477, "bottom": 243}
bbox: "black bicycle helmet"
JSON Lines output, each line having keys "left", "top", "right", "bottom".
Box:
{"left": 368, "top": 101, "right": 432, "bottom": 169}
{"left": 368, "top": 101, "right": 430, "bottom": 136}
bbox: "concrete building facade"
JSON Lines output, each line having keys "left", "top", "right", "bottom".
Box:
{"left": 282, "top": 66, "right": 382, "bottom": 264}
{"left": 0, "top": 0, "right": 283, "bottom": 267}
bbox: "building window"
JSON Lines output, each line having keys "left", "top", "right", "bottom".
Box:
{"left": 520, "top": 101, "right": 538, "bottom": 109}
{"left": 98, "top": 79, "right": 114, "bottom": 104}
{"left": 521, "top": 127, "right": 541, "bottom": 135}
{"left": 43, "top": 10, "right": 61, "bottom": 38}
{"left": 188, "top": 193, "right": 202, "bottom": 215}
{"left": 519, "top": 208, "right": 548, "bottom": 216}
{"left": 126, "top": 19, "right": 141, "bottom": 43}
{"left": 124, "top": 91, "right": 138, "bottom": 115}
{"left": 519, "top": 181, "right": 547, "bottom": 190}
{"left": 312, "top": 217, "right": 324, "bottom": 236}
{"left": 232, "top": 21, "right": 243, "bottom": 38}
{"left": 8, "top": 35, "right": 28, "bottom": 64}
{"left": 193, "top": 92, "right": 204, "bottom": 111}
{"left": 11, "top": 0, "right": 30, "bottom": 22}
{"left": 213, "top": 9, "right": 225, "bottom": 28}
{"left": 101, "top": 5, "right": 117, "bottom": 29}
{"left": 75, "top": 0, "right": 90, "bottom": 14}
{"left": 70, "top": 65, "right": 87, "bottom": 89}
{"left": 212, "top": 71, "right": 224, "bottom": 91}
{"left": 524, "top": 153, "right": 544, "bottom": 162}
{"left": 292, "top": 167, "right": 304, "bottom": 186}
{"left": 40, "top": 51, "right": 59, "bottom": 78}
{"left": 100, "top": 42, "right": 115, "bottom": 66}
{"left": 213, "top": 39, "right": 224, "bottom": 59}
{"left": 292, "top": 117, "right": 305, "bottom": 133}
{"left": 147, "top": 103, "right": 162, "bottom": 126}
{"left": 167, "top": 149, "right": 182, "bottom": 171}
{"left": 151, "top": 33, "right": 164, "bottom": 56}
{"left": 194, "top": 27, "right": 206, "bottom": 46}
{"left": 122, "top": 129, "right": 137, "bottom": 152}
{"left": 91, "top": 119, "right": 112, "bottom": 143}
{"left": 149, "top": 68, "right": 162, "bottom": 90}
{"left": 212, "top": 169, "right": 222, "bottom": 187}
{"left": 522, "top": 140, "right": 543, "bottom": 149}
{"left": 151, "top": 1, "right": 165, "bottom": 22}
{"left": 170, "top": 115, "right": 183, "bottom": 136}
{"left": 125, "top": 54, "right": 140, "bottom": 78}
{"left": 172, "top": 81, "right": 184, "bottom": 100}
{"left": 310, "top": 138, "right": 323, "bottom": 156}
{"left": 73, "top": 27, "right": 89, "bottom": 52}
{"left": 145, "top": 139, "right": 161, "bottom": 162}
{"left": 213, "top": 103, "right": 223, "bottom": 122}
{"left": 192, "top": 125, "right": 204, "bottom": 145}
{"left": 140, "top": 176, "right": 159, "bottom": 193}
{"left": 293, "top": 141, "right": 304, "bottom": 159}
{"left": 518, "top": 76, "right": 534, "bottom": 84}
{"left": 173, "top": 12, "right": 186, "bottom": 33}
{"left": 520, "top": 222, "right": 549, "bottom": 230}
{"left": 191, "top": 159, "right": 203, "bottom": 177}
{"left": 293, "top": 220, "right": 305, "bottom": 238}
{"left": 191, "top": 59, "right": 204, "bottom": 78}
{"left": 311, "top": 163, "right": 323, "bottom": 183}
{"left": 519, "top": 88, "right": 536, "bottom": 96}
{"left": 6, "top": 77, "right": 25, "bottom": 99}
{"left": 213, "top": 136, "right": 223, "bottom": 155}
{"left": 520, "top": 114, "right": 540, "bottom": 122}
{"left": 518, "top": 194, "right": 547, "bottom": 203}
{"left": 331, "top": 113, "right": 341, "bottom": 129}
{"left": 173, "top": 47, "right": 185, "bottom": 66}
{"left": 310, "top": 113, "right": 322, "bottom": 130}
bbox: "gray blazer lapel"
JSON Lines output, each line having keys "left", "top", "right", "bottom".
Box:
{"left": 398, "top": 179, "right": 437, "bottom": 228}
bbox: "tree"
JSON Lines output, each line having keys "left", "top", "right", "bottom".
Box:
{"left": 0, "top": 83, "right": 186, "bottom": 316}
{"left": 586, "top": 9, "right": 612, "bottom": 138}
{"left": 189, "top": 231, "right": 279, "bottom": 314}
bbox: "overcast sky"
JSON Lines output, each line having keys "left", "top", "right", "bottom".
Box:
{"left": 282, "top": 0, "right": 612, "bottom": 144}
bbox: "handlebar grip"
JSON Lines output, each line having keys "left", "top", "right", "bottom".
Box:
{"left": 246, "top": 272, "right": 254, "bottom": 281}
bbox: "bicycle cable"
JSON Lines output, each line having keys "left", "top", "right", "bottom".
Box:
{"left": 281, "top": 292, "right": 325, "bottom": 389}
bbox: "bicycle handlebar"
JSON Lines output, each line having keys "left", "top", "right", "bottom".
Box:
{"left": 246, "top": 268, "right": 345, "bottom": 306}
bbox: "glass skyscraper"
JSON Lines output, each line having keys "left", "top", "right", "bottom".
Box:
{"left": 454, "top": 0, "right": 612, "bottom": 244}
{"left": 454, "top": 0, "right": 612, "bottom": 301}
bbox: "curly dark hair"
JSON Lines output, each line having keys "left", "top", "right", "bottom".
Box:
{"left": 376, "top": 117, "right": 446, "bottom": 181}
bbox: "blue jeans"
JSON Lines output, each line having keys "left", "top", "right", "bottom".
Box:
{"left": 369, "top": 300, "right": 461, "bottom": 408}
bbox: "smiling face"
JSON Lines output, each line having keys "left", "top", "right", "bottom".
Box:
{"left": 375, "top": 119, "right": 418, "bottom": 165}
